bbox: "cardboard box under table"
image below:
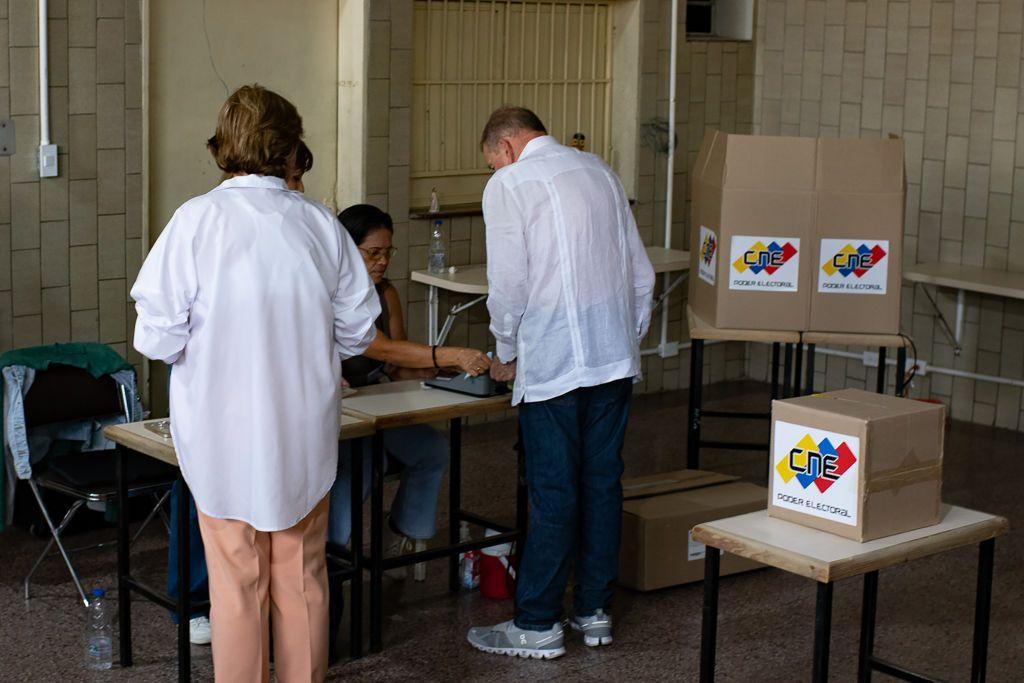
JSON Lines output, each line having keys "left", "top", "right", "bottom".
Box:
{"left": 619, "top": 469, "right": 766, "bottom": 591}
{"left": 689, "top": 131, "right": 904, "bottom": 333}
{"left": 769, "top": 388, "right": 944, "bottom": 542}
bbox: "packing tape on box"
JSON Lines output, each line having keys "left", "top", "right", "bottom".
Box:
{"left": 863, "top": 463, "right": 942, "bottom": 494}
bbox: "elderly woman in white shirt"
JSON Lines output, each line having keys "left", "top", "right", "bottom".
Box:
{"left": 131, "top": 85, "right": 378, "bottom": 682}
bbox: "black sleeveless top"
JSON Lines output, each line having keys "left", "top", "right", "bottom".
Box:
{"left": 342, "top": 282, "right": 390, "bottom": 387}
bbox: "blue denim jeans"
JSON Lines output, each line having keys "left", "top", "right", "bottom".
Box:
{"left": 514, "top": 378, "right": 633, "bottom": 631}
{"left": 327, "top": 423, "right": 448, "bottom": 545}
{"left": 167, "top": 481, "right": 209, "bottom": 623}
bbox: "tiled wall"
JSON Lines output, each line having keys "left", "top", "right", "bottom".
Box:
{"left": 747, "top": 0, "right": 1024, "bottom": 429}
{"left": 2, "top": 0, "right": 142, "bottom": 378}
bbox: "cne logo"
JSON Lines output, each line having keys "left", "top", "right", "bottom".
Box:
{"left": 732, "top": 240, "right": 798, "bottom": 275}
{"left": 821, "top": 243, "right": 887, "bottom": 278}
{"left": 775, "top": 433, "right": 857, "bottom": 494}
{"left": 701, "top": 232, "right": 717, "bottom": 266}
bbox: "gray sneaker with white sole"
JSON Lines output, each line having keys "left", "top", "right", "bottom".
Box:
{"left": 570, "top": 609, "right": 613, "bottom": 646}
{"left": 466, "top": 620, "right": 566, "bottom": 659}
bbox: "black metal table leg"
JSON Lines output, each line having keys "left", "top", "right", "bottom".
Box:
{"left": 782, "top": 343, "right": 793, "bottom": 398}
{"left": 770, "top": 342, "right": 781, "bottom": 400}
{"left": 369, "top": 431, "right": 385, "bottom": 653}
{"left": 687, "top": 339, "right": 704, "bottom": 470}
{"left": 895, "top": 346, "right": 907, "bottom": 396}
{"left": 177, "top": 477, "right": 192, "bottom": 682}
{"left": 858, "top": 571, "right": 879, "bottom": 682}
{"left": 971, "top": 539, "right": 996, "bottom": 683}
{"left": 116, "top": 445, "right": 132, "bottom": 668}
{"left": 700, "top": 546, "right": 721, "bottom": 683}
{"left": 813, "top": 581, "right": 834, "bottom": 683}
{"left": 350, "top": 437, "right": 364, "bottom": 660}
{"left": 449, "top": 417, "right": 463, "bottom": 592}
{"left": 805, "top": 343, "right": 816, "bottom": 395}
{"left": 876, "top": 346, "right": 887, "bottom": 394}
{"left": 793, "top": 341, "right": 804, "bottom": 397}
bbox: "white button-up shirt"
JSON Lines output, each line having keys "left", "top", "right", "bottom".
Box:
{"left": 483, "top": 136, "right": 656, "bottom": 405}
{"left": 131, "top": 175, "right": 379, "bottom": 531}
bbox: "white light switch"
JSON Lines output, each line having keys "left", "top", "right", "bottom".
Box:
{"left": 39, "top": 144, "right": 58, "bottom": 178}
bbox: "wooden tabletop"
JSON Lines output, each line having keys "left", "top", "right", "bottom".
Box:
{"left": 646, "top": 246, "right": 691, "bottom": 274}
{"left": 801, "top": 330, "right": 910, "bottom": 348}
{"left": 105, "top": 414, "right": 377, "bottom": 467}
{"left": 341, "top": 379, "right": 512, "bottom": 429}
{"left": 105, "top": 420, "right": 179, "bottom": 467}
{"left": 411, "top": 247, "right": 691, "bottom": 295}
{"left": 903, "top": 262, "right": 1024, "bottom": 300}
{"left": 691, "top": 505, "right": 1008, "bottom": 583}
{"left": 687, "top": 306, "right": 802, "bottom": 343}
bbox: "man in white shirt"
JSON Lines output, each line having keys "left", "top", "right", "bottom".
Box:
{"left": 467, "top": 107, "right": 655, "bottom": 659}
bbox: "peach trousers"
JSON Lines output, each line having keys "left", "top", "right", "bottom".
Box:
{"left": 197, "top": 497, "right": 329, "bottom": 682}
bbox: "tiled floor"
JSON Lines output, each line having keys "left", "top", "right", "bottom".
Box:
{"left": 2, "top": 381, "right": 1021, "bottom": 681}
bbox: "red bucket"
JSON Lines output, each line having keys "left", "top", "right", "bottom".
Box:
{"left": 479, "top": 531, "right": 516, "bottom": 600}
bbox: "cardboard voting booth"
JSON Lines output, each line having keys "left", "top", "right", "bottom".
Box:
{"left": 768, "top": 389, "right": 944, "bottom": 542}
{"left": 619, "top": 469, "right": 766, "bottom": 590}
{"left": 689, "top": 131, "right": 904, "bottom": 333}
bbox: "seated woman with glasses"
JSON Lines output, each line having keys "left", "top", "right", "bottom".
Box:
{"left": 327, "top": 203, "right": 490, "bottom": 562}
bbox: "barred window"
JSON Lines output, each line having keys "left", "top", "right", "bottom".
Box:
{"left": 411, "top": 0, "right": 614, "bottom": 208}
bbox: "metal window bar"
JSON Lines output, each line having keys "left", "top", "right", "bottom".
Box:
{"left": 412, "top": 0, "right": 612, "bottom": 179}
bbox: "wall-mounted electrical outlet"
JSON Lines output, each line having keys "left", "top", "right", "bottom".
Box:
{"left": 862, "top": 350, "right": 880, "bottom": 367}
{"left": 39, "top": 144, "right": 58, "bottom": 178}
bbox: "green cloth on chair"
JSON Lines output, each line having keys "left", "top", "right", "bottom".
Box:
{"left": 0, "top": 342, "right": 133, "bottom": 532}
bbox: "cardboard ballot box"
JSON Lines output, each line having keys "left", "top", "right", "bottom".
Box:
{"left": 689, "top": 131, "right": 904, "bottom": 333}
{"left": 619, "top": 469, "right": 766, "bottom": 591}
{"left": 768, "top": 389, "right": 944, "bottom": 542}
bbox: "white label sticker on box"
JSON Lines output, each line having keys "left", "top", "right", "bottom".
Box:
{"left": 771, "top": 420, "right": 860, "bottom": 527}
{"left": 728, "top": 236, "right": 801, "bottom": 292}
{"left": 698, "top": 226, "right": 718, "bottom": 286}
{"left": 687, "top": 531, "right": 722, "bottom": 561}
{"left": 817, "top": 239, "right": 890, "bottom": 295}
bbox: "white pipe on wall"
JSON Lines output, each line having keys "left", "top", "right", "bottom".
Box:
{"left": 38, "top": 0, "right": 49, "bottom": 146}
{"left": 812, "top": 345, "right": 1024, "bottom": 390}
{"left": 658, "top": 0, "right": 679, "bottom": 357}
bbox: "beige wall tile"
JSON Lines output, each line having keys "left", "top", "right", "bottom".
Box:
{"left": 96, "top": 18, "right": 124, "bottom": 84}
{"left": 97, "top": 0, "right": 123, "bottom": 18}
{"left": 950, "top": 29, "right": 975, "bottom": 84}
{"left": 907, "top": 27, "right": 931, "bottom": 79}
{"left": 11, "top": 181, "right": 39, "bottom": 250}
{"left": 97, "top": 148, "right": 124, "bottom": 214}
{"left": 947, "top": 82, "right": 972, "bottom": 135}
{"left": 40, "top": 220, "right": 68, "bottom": 288}
{"left": 96, "top": 83, "right": 124, "bottom": 149}
{"left": 844, "top": 2, "right": 866, "bottom": 52}
{"left": 68, "top": 0, "right": 96, "bottom": 47}
{"left": 98, "top": 278, "right": 125, "bottom": 343}
{"left": 965, "top": 164, "right": 991, "bottom": 218}
{"left": 993, "top": 87, "right": 1018, "bottom": 141}
{"left": 988, "top": 192, "right": 1011, "bottom": 247}
{"left": 13, "top": 314, "right": 41, "bottom": 348}
{"left": 931, "top": 1, "right": 954, "bottom": 55}
{"left": 801, "top": 50, "right": 823, "bottom": 100}
{"left": 944, "top": 135, "right": 969, "bottom": 188}
{"left": 839, "top": 102, "right": 861, "bottom": 138}
{"left": 10, "top": 47, "right": 37, "bottom": 115}
{"left": 125, "top": 173, "right": 140, "bottom": 239}
{"left": 804, "top": 0, "right": 825, "bottom": 49}
{"left": 11, "top": 113, "right": 38, "bottom": 183}
{"left": 975, "top": 2, "right": 1000, "bottom": 59}
{"left": 841, "top": 51, "right": 864, "bottom": 103}
{"left": 990, "top": 140, "right": 1015, "bottom": 193}
{"left": 70, "top": 244, "right": 97, "bottom": 309}
{"left": 41, "top": 285, "right": 69, "bottom": 343}
{"left": 887, "top": 1, "right": 910, "bottom": 53}
{"left": 125, "top": 107, "right": 141, "bottom": 174}
{"left": 996, "top": 32, "right": 1022, "bottom": 88}
{"left": 921, "top": 159, "right": 945, "bottom": 211}
{"left": 903, "top": 78, "right": 927, "bottom": 132}
{"left": 968, "top": 111, "right": 994, "bottom": 164}
{"left": 47, "top": 19, "right": 68, "bottom": 88}
{"left": 923, "top": 106, "right": 948, "bottom": 160}
{"left": 12, "top": 247, "right": 40, "bottom": 315}
{"left": 861, "top": 78, "right": 883, "bottom": 131}
{"left": 765, "top": 0, "right": 785, "bottom": 51}
{"left": 97, "top": 213, "right": 124, "bottom": 279}
{"left": 822, "top": 26, "right": 844, "bottom": 75}
{"left": 70, "top": 307, "right": 98, "bottom": 341}
{"left": 927, "top": 55, "right": 951, "bottom": 109}
{"left": 69, "top": 113, "right": 97, "bottom": 179}
{"left": 9, "top": 0, "right": 36, "bottom": 47}
{"left": 909, "top": 0, "right": 931, "bottom": 27}
{"left": 69, "top": 47, "right": 96, "bottom": 114}
{"left": 69, "top": 179, "right": 97, "bottom": 245}
{"left": 864, "top": 28, "right": 885, "bottom": 78}
{"left": 972, "top": 58, "right": 997, "bottom": 111}
{"left": 963, "top": 217, "right": 987, "bottom": 265}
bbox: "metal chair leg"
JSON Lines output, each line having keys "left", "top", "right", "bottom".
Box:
{"left": 130, "top": 489, "right": 172, "bottom": 546}
{"left": 27, "top": 480, "right": 90, "bottom": 606}
{"left": 23, "top": 498, "right": 86, "bottom": 600}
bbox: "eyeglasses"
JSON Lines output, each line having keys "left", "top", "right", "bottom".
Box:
{"left": 359, "top": 246, "right": 398, "bottom": 262}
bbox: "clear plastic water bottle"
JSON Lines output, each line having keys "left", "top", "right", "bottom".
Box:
{"left": 428, "top": 219, "right": 446, "bottom": 275}
{"left": 458, "top": 521, "right": 480, "bottom": 590}
{"left": 85, "top": 588, "right": 113, "bottom": 670}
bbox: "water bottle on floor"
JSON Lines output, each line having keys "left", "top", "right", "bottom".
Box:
{"left": 85, "top": 588, "right": 113, "bottom": 670}
{"left": 428, "top": 219, "right": 446, "bottom": 275}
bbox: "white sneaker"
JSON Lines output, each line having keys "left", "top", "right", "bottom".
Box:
{"left": 189, "top": 616, "right": 212, "bottom": 645}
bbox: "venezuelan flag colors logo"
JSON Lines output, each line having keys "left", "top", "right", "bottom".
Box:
{"left": 698, "top": 226, "right": 718, "bottom": 286}
{"left": 732, "top": 240, "right": 798, "bottom": 275}
{"left": 775, "top": 433, "right": 858, "bottom": 493}
{"left": 701, "top": 232, "right": 717, "bottom": 266}
{"left": 821, "top": 243, "right": 887, "bottom": 278}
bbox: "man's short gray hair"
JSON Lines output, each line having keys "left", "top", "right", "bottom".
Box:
{"left": 480, "top": 106, "right": 547, "bottom": 149}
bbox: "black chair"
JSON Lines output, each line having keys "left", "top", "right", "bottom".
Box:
{"left": 20, "top": 364, "right": 178, "bottom": 606}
